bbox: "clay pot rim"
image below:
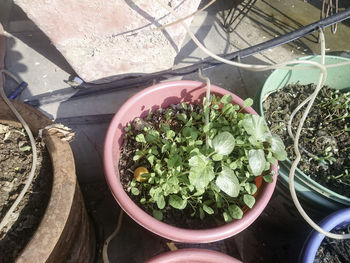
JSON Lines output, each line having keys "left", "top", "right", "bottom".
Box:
{"left": 0, "top": 100, "right": 77, "bottom": 262}
{"left": 104, "top": 80, "right": 278, "bottom": 243}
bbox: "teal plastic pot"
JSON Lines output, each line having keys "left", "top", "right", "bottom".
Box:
{"left": 258, "top": 55, "right": 350, "bottom": 211}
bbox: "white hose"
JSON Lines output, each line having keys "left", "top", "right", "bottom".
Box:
{"left": 103, "top": 210, "right": 124, "bottom": 263}
{"left": 154, "top": 0, "right": 350, "bottom": 239}
{"left": 288, "top": 29, "right": 350, "bottom": 240}
{"left": 154, "top": 0, "right": 327, "bottom": 76}
{"left": 287, "top": 36, "right": 326, "bottom": 140}
{"left": 0, "top": 69, "right": 38, "bottom": 232}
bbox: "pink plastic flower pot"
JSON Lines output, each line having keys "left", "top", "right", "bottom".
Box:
{"left": 104, "top": 80, "right": 278, "bottom": 243}
{"left": 145, "top": 248, "right": 242, "bottom": 263}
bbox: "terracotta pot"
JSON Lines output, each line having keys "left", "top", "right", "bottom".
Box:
{"left": 145, "top": 248, "right": 242, "bottom": 263}
{"left": 104, "top": 80, "right": 278, "bottom": 243}
{"left": 0, "top": 100, "right": 95, "bottom": 263}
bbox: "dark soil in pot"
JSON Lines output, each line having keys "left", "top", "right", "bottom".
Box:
{"left": 263, "top": 84, "right": 350, "bottom": 198}
{"left": 0, "top": 124, "right": 52, "bottom": 263}
{"left": 314, "top": 225, "right": 350, "bottom": 263}
{"left": 119, "top": 104, "right": 220, "bottom": 229}
{"left": 118, "top": 98, "right": 277, "bottom": 230}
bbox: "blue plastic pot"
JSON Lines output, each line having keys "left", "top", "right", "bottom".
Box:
{"left": 299, "top": 208, "right": 350, "bottom": 263}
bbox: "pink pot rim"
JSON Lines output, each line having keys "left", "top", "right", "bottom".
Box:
{"left": 145, "top": 248, "right": 242, "bottom": 263}
{"left": 104, "top": 80, "right": 278, "bottom": 243}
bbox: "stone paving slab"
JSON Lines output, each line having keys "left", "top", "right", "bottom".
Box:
{"left": 14, "top": 0, "right": 201, "bottom": 83}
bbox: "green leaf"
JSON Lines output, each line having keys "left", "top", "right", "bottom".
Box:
{"left": 263, "top": 175, "right": 274, "bottom": 183}
{"left": 243, "top": 98, "right": 253, "bottom": 108}
{"left": 146, "top": 154, "right": 155, "bottom": 166}
{"left": 153, "top": 210, "right": 163, "bottom": 221}
{"left": 223, "top": 211, "right": 232, "bottom": 222}
{"left": 222, "top": 103, "right": 234, "bottom": 115}
{"left": 187, "top": 184, "right": 195, "bottom": 192}
{"left": 215, "top": 166, "right": 240, "bottom": 197}
{"left": 183, "top": 127, "right": 198, "bottom": 140}
{"left": 161, "top": 144, "right": 169, "bottom": 153}
{"left": 212, "top": 132, "right": 235, "bottom": 155}
{"left": 195, "top": 140, "right": 203, "bottom": 145}
{"left": 248, "top": 136, "right": 261, "bottom": 147}
{"left": 157, "top": 195, "right": 166, "bottom": 209}
{"left": 135, "top": 134, "right": 147, "bottom": 144}
{"left": 161, "top": 124, "right": 170, "bottom": 133}
{"left": 177, "top": 113, "right": 187, "bottom": 123}
{"left": 203, "top": 204, "right": 214, "bottom": 215}
{"left": 193, "top": 189, "right": 205, "bottom": 196}
{"left": 167, "top": 154, "right": 182, "bottom": 169}
{"left": 150, "top": 146, "right": 159, "bottom": 155}
{"left": 166, "top": 130, "right": 176, "bottom": 140}
{"left": 169, "top": 195, "right": 187, "bottom": 210}
{"left": 145, "top": 131, "right": 159, "bottom": 143}
{"left": 248, "top": 149, "right": 266, "bottom": 176}
{"left": 269, "top": 135, "right": 287, "bottom": 161}
{"left": 131, "top": 187, "right": 140, "bottom": 195}
{"left": 229, "top": 161, "right": 237, "bottom": 170}
{"left": 241, "top": 115, "right": 267, "bottom": 141}
{"left": 203, "top": 123, "right": 212, "bottom": 133}
{"left": 124, "top": 124, "right": 131, "bottom": 132}
{"left": 243, "top": 194, "right": 255, "bottom": 208}
{"left": 215, "top": 194, "right": 223, "bottom": 208}
{"left": 200, "top": 207, "right": 205, "bottom": 220}
{"left": 245, "top": 183, "right": 258, "bottom": 195}
{"left": 267, "top": 155, "right": 277, "bottom": 165}
{"left": 189, "top": 154, "right": 215, "bottom": 190}
{"left": 212, "top": 153, "right": 223, "bottom": 161}
{"left": 220, "top": 94, "right": 232, "bottom": 104}
{"left": 228, "top": 205, "right": 243, "bottom": 219}
{"left": 20, "top": 145, "right": 31, "bottom": 152}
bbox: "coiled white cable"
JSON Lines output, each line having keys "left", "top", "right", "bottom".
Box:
{"left": 0, "top": 69, "right": 38, "bottom": 232}
{"left": 288, "top": 29, "right": 350, "bottom": 240}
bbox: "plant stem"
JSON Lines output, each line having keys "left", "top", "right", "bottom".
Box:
{"left": 198, "top": 69, "right": 211, "bottom": 149}
{"left": 326, "top": 114, "right": 349, "bottom": 123}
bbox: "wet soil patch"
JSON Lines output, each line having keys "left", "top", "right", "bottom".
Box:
{"left": 0, "top": 124, "right": 52, "bottom": 263}
{"left": 314, "top": 225, "right": 350, "bottom": 263}
{"left": 263, "top": 84, "right": 350, "bottom": 197}
{"left": 119, "top": 104, "right": 222, "bottom": 229}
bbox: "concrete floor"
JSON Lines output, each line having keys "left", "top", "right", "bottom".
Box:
{"left": 1, "top": 0, "right": 350, "bottom": 262}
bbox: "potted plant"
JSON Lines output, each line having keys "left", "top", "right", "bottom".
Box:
{"left": 257, "top": 55, "right": 350, "bottom": 212}
{"left": 104, "top": 80, "right": 285, "bottom": 243}
{"left": 145, "top": 248, "right": 242, "bottom": 263}
{"left": 299, "top": 208, "right": 350, "bottom": 263}
{"left": 0, "top": 99, "right": 95, "bottom": 262}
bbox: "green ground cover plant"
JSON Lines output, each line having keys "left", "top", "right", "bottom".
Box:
{"left": 123, "top": 94, "right": 287, "bottom": 223}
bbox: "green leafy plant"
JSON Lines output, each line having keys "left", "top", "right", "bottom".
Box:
{"left": 124, "top": 94, "right": 286, "bottom": 223}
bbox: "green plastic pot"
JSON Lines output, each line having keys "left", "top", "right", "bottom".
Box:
{"left": 257, "top": 55, "right": 350, "bottom": 211}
